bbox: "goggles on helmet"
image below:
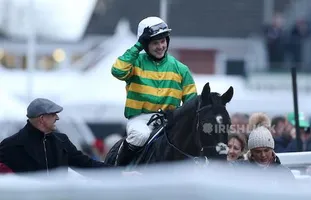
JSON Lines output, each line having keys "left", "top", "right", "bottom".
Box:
{"left": 149, "top": 22, "right": 171, "bottom": 37}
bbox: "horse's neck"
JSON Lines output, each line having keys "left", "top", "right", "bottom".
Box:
{"left": 167, "top": 109, "right": 199, "bottom": 159}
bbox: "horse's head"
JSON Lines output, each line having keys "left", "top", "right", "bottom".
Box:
{"left": 165, "top": 82, "right": 233, "bottom": 163}
{"left": 195, "top": 82, "right": 233, "bottom": 159}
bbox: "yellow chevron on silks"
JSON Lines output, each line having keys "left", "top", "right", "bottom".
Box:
{"left": 183, "top": 84, "right": 197, "bottom": 96}
{"left": 133, "top": 67, "right": 182, "bottom": 83}
{"left": 113, "top": 59, "right": 133, "bottom": 71}
{"left": 126, "top": 99, "right": 176, "bottom": 111}
{"left": 128, "top": 83, "right": 183, "bottom": 99}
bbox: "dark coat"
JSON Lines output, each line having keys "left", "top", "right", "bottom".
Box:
{"left": 232, "top": 154, "right": 295, "bottom": 183}
{"left": 274, "top": 136, "right": 296, "bottom": 153}
{"left": 275, "top": 136, "right": 311, "bottom": 153}
{"left": 0, "top": 121, "right": 110, "bottom": 175}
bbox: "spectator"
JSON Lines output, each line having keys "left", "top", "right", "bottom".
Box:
{"left": 227, "top": 133, "right": 246, "bottom": 161}
{"left": 0, "top": 98, "right": 110, "bottom": 175}
{"left": 230, "top": 113, "right": 249, "bottom": 139}
{"left": 272, "top": 116, "right": 295, "bottom": 153}
{"left": 271, "top": 116, "right": 287, "bottom": 138}
{"left": 263, "top": 12, "right": 286, "bottom": 71}
{"left": 235, "top": 113, "right": 295, "bottom": 181}
{"left": 288, "top": 18, "right": 310, "bottom": 71}
{"left": 286, "top": 112, "right": 311, "bottom": 152}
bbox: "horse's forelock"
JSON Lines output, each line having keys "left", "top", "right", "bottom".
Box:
{"left": 205, "top": 92, "right": 223, "bottom": 106}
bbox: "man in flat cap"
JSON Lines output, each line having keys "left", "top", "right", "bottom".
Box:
{"left": 0, "top": 98, "right": 111, "bottom": 175}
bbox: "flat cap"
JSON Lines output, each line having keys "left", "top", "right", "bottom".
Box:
{"left": 27, "top": 98, "right": 63, "bottom": 118}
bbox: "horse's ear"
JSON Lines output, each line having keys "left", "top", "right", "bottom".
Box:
{"left": 201, "top": 82, "right": 211, "bottom": 102}
{"left": 221, "top": 86, "right": 234, "bottom": 105}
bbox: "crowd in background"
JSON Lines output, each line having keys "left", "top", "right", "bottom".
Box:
{"left": 228, "top": 111, "right": 311, "bottom": 176}
{"left": 229, "top": 112, "right": 311, "bottom": 153}
{"left": 263, "top": 12, "right": 310, "bottom": 72}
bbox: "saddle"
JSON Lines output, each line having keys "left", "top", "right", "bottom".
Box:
{"left": 127, "top": 111, "right": 170, "bottom": 167}
{"left": 146, "top": 112, "right": 167, "bottom": 143}
{"left": 107, "top": 110, "right": 172, "bottom": 168}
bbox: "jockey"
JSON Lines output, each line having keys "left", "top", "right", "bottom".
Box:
{"left": 111, "top": 16, "right": 197, "bottom": 149}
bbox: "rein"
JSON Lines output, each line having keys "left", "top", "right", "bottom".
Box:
{"left": 148, "top": 99, "right": 220, "bottom": 166}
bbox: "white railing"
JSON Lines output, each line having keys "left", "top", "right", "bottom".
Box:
{"left": 277, "top": 151, "right": 311, "bottom": 180}
{"left": 277, "top": 152, "right": 311, "bottom": 167}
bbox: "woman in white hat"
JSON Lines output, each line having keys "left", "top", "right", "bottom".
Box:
{"left": 241, "top": 113, "right": 295, "bottom": 180}
{"left": 247, "top": 112, "right": 276, "bottom": 166}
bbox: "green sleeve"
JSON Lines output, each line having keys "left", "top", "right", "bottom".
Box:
{"left": 111, "top": 42, "right": 143, "bottom": 81}
{"left": 181, "top": 69, "right": 197, "bottom": 103}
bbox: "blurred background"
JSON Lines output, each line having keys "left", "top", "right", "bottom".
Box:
{"left": 0, "top": 0, "right": 311, "bottom": 162}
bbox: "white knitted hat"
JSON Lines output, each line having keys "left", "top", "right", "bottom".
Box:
{"left": 247, "top": 113, "right": 274, "bottom": 150}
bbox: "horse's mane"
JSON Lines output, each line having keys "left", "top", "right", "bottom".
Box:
{"left": 172, "top": 96, "right": 199, "bottom": 120}
{"left": 171, "top": 92, "right": 223, "bottom": 120}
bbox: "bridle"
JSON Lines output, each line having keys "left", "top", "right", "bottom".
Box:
{"left": 148, "top": 97, "right": 227, "bottom": 166}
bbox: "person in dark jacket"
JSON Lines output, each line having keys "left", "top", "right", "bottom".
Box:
{"left": 285, "top": 112, "right": 311, "bottom": 152}
{"left": 263, "top": 13, "right": 286, "bottom": 71}
{"left": 0, "top": 98, "right": 110, "bottom": 175}
{"left": 271, "top": 115, "right": 295, "bottom": 153}
{"left": 233, "top": 113, "right": 295, "bottom": 182}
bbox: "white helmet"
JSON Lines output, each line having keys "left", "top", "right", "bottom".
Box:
{"left": 137, "top": 16, "right": 172, "bottom": 39}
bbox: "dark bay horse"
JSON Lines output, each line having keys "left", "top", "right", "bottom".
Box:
{"left": 105, "top": 82, "right": 233, "bottom": 168}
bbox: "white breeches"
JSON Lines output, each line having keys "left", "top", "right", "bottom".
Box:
{"left": 126, "top": 113, "right": 160, "bottom": 147}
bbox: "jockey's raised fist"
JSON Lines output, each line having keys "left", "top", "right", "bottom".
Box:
{"left": 138, "top": 27, "right": 153, "bottom": 49}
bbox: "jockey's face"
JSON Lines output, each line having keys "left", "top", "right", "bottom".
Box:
{"left": 148, "top": 38, "right": 167, "bottom": 59}
{"left": 251, "top": 147, "right": 274, "bottom": 165}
